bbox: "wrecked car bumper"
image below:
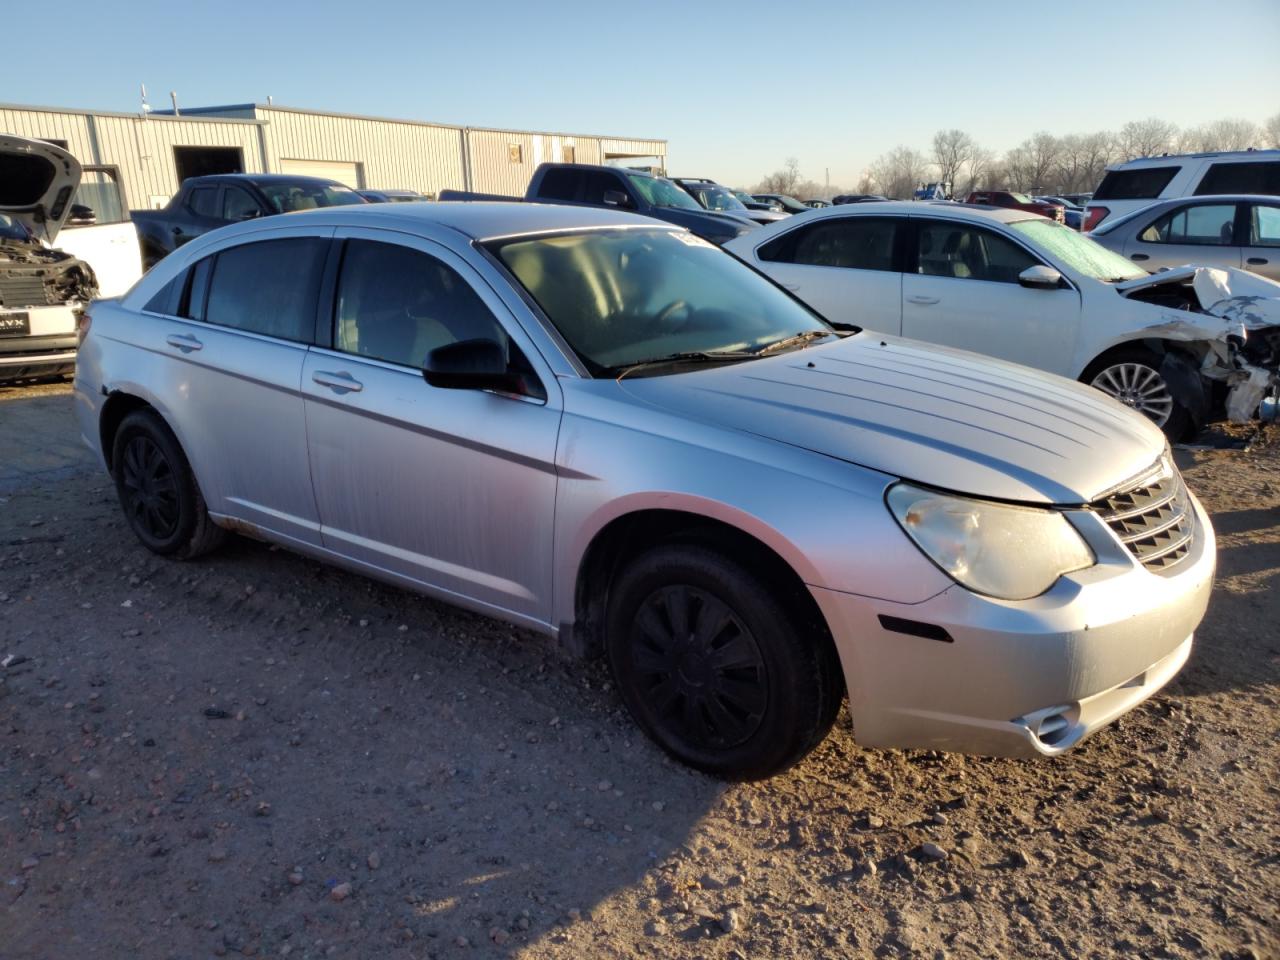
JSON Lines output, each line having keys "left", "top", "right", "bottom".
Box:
{"left": 811, "top": 490, "right": 1215, "bottom": 758}
{"left": 0, "top": 307, "right": 79, "bottom": 381}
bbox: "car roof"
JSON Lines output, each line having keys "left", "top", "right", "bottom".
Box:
{"left": 284, "top": 201, "right": 676, "bottom": 241}
{"left": 1112, "top": 149, "right": 1280, "bottom": 167}
{"left": 204, "top": 173, "right": 352, "bottom": 186}
{"left": 756, "top": 200, "right": 1034, "bottom": 224}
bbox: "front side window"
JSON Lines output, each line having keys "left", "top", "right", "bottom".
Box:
{"left": 1139, "top": 203, "right": 1237, "bottom": 246}
{"left": 1251, "top": 205, "right": 1280, "bottom": 247}
{"left": 72, "top": 169, "right": 127, "bottom": 224}
{"left": 334, "top": 240, "right": 505, "bottom": 368}
{"left": 188, "top": 187, "right": 219, "bottom": 218}
{"left": 1194, "top": 161, "right": 1280, "bottom": 196}
{"left": 1009, "top": 218, "right": 1147, "bottom": 282}
{"left": 202, "top": 237, "right": 328, "bottom": 341}
{"left": 490, "top": 228, "right": 830, "bottom": 374}
{"left": 257, "top": 180, "right": 365, "bottom": 213}
{"left": 222, "top": 186, "right": 261, "bottom": 221}
{"left": 1092, "top": 166, "right": 1179, "bottom": 200}
{"left": 916, "top": 222, "right": 1037, "bottom": 283}
{"left": 759, "top": 217, "right": 899, "bottom": 272}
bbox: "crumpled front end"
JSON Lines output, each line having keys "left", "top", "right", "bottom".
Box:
{"left": 0, "top": 241, "right": 98, "bottom": 308}
{"left": 1120, "top": 266, "right": 1280, "bottom": 424}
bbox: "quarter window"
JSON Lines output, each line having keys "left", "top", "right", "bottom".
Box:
{"left": 1139, "top": 203, "right": 1237, "bottom": 246}
{"left": 333, "top": 240, "right": 506, "bottom": 369}
{"left": 758, "top": 218, "right": 899, "bottom": 272}
{"left": 1092, "top": 166, "right": 1179, "bottom": 200}
{"left": 916, "top": 223, "right": 1037, "bottom": 283}
{"left": 1249, "top": 205, "right": 1280, "bottom": 247}
{"left": 202, "top": 237, "right": 328, "bottom": 341}
{"left": 1194, "top": 161, "right": 1280, "bottom": 196}
{"left": 187, "top": 186, "right": 219, "bottom": 218}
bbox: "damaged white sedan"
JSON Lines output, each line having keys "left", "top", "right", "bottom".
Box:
{"left": 727, "top": 202, "right": 1280, "bottom": 438}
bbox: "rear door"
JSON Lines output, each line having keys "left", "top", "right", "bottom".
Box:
{"left": 1242, "top": 201, "right": 1280, "bottom": 281}
{"left": 752, "top": 216, "right": 904, "bottom": 333}
{"left": 138, "top": 226, "right": 330, "bottom": 545}
{"left": 301, "top": 227, "right": 562, "bottom": 626}
{"left": 901, "top": 217, "right": 1081, "bottom": 375}
{"left": 1124, "top": 200, "right": 1242, "bottom": 273}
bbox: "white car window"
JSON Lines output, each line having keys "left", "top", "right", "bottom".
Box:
{"left": 916, "top": 222, "right": 1036, "bottom": 284}
{"left": 1250, "top": 205, "right": 1280, "bottom": 247}
{"left": 1139, "top": 204, "right": 1237, "bottom": 246}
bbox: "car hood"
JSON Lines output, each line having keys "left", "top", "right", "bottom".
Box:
{"left": 0, "top": 134, "right": 82, "bottom": 243}
{"left": 617, "top": 333, "right": 1166, "bottom": 504}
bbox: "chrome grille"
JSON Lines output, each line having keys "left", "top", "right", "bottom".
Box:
{"left": 1091, "top": 458, "right": 1196, "bottom": 574}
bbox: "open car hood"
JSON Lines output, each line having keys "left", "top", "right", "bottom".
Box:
{"left": 618, "top": 334, "right": 1166, "bottom": 505}
{"left": 0, "top": 134, "right": 82, "bottom": 244}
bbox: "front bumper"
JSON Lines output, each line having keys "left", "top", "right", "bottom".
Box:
{"left": 811, "top": 492, "right": 1216, "bottom": 757}
{"left": 0, "top": 333, "right": 78, "bottom": 380}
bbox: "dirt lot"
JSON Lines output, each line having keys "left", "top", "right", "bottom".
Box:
{"left": 1, "top": 381, "right": 1277, "bottom": 960}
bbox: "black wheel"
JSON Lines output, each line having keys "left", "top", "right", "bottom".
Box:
{"left": 1083, "top": 348, "right": 1193, "bottom": 441}
{"left": 605, "top": 543, "right": 843, "bottom": 780}
{"left": 111, "top": 410, "right": 225, "bottom": 559}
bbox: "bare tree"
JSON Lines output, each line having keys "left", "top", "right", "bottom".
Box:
{"left": 1183, "top": 118, "right": 1261, "bottom": 152}
{"left": 755, "top": 157, "right": 802, "bottom": 195}
{"left": 1021, "top": 131, "right": 1061, "bottom": 192}
{"left": 959, "top": 146, "right": 995, "bottom": 196}
{"left": 1116, "top": 118, "right": 1177, "bottom": 160}
{"left": 1077, "top": 131, "right": 1115, "bottom": 193}
{"left": 868, "top": 146, "right": 928, "bottom": 200}
{"left": 1267, "top": 113, "right": 1280, "bottom": 149}
{"left": 931, "top": 129, "right": 974, "bottom": 192}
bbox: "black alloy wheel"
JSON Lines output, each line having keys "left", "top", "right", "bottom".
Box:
{"left": 119, "top": 433, "right": 181, "bottom": 541}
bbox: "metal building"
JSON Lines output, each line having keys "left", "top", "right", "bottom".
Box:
{"left": 0, "top": 100, "right": 667, "bottom": 210}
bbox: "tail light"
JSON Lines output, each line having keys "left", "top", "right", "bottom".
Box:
{"left": 1085, "top": 207, "right": 1109, "bottom": 232}
{"left": 76, "top": 310, "right": 92, "bottom": 347}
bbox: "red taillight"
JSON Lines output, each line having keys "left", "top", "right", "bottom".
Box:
{"left": 76, "top": 311, "right": 92, "bottom": 347}
{"left": 1085, "top": 207, "right": 1109, "bottom": 232}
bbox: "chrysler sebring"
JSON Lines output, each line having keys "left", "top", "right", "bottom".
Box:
{"left": 74, "top": 203, "right": 1215, "bottom": 779}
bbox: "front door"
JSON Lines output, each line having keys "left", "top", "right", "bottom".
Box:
{"left": 902, "top": 218, "right": 1080, "bottom": 376}
{"left": 301, "top": 228, "right": 562, "bottom": 626}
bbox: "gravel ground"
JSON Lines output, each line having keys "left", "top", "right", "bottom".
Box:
{"left": 1, "top": 381, "right": 1277, "bottom": 960}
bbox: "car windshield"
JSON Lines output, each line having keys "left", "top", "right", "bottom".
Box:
{"left": 698, "top": 185, "right": 747, "bottom": 212}
{"left": 731, "top": 189, "right": 756, "bottom": 205}
{"left": 0, "top": 213, "right": 31, "bottom": 242}
{"left": 627, "top": 175, "right": 701, "bottom": 210}
{"left": 1009, "top": 193, "right": 1035, "bottom": 204}
{"left": 257, "top": 180, "right": 366, "bottom": 213}
{"left": 489, "top": 228, "right": 833, "bottom": 375}
{"left": 1009, "top": 218, "right": 1148, "bottom": 282}
{"left": 773, "top": 195, "right": 806, "bottom": 211}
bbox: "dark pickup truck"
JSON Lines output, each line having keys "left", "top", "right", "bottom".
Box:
{"left": 440, "top": 163, "right": 756, "bottom": 244}
{"left": 132, "top": 173, "right": 366, "bottom": 268}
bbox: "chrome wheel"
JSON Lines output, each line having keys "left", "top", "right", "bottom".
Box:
{"left": 1091, "top": 361, "right": 1174, "bottom": 426}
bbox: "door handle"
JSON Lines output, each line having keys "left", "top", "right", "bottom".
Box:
{"left": 907, "top": 295, "right": 940, "bottom": 305}
{"left": 164, "top": 333, "right": 202, "bottom": 353}
{"left": 1130, "top": 253, "right": 1150, "bottom": 261}
{"left": 1247, "top": 257, "right": 1269, "bottom": 265}
{"left": 312, "top": 370, "right": 364, "bottom": 394}
{"left": 171, "top": 227, "right": 183, "bottom": 235}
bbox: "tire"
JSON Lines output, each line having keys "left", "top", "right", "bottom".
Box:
{"left": 1083, "top": 348, "right": 1193, "bottom": 442}
{"left": 605, "top": 543, "right": 843, "bottom": 780}
{"left": 111, "top": 409, "right": 226, "bottom": 560}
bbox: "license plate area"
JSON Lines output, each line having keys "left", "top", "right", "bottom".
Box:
{"left": 0, "top": 312, "right": 31, "bottom": 337}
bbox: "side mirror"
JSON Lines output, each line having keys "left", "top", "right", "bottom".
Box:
{"left": 1018, "top": 265, "right": 1064, "bottom": 289}
{"left": 235, "top": 208, "right": 264, "bottom": 221}
{"left": 68, "top": 204, "right": 97, "bottom": 225}
{"left": 423, "top": 338, "right": 523, "bottom": 393}
{"left": 602, "top": 189, "right": 631, "bottom": 208}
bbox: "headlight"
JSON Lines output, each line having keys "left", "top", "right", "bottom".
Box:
{"left": 886, "top": 483, "right": 1095, "bottom": 600}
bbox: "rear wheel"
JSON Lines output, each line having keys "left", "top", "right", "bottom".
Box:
{"left": 1084, "top": 348, "right": 1192, "bottom": 441}
{"left": 605, "top": 543, "right": 842, "bottom": 780}
{"left": 111, "top": 410, "right": 225, "bottom": 559}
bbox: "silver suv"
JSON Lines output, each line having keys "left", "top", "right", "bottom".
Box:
{"left": 73, "top": 204, "right": 1216, "bottom": 779}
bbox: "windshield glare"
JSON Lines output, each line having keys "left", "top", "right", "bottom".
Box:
{"left": 1009, "top": 218, "right": 1147, "bottom": 282}
{"left": 490, "top": 228, "right": 831, "bottom": 374}
{"left": 259, "top": 181, "right": 367, "bottom": 213}
{"left": 626, "top": 175, "right": 701, "bottom": 210}
{"left": 698, "top": 186, "right": 747, "bottom": 212}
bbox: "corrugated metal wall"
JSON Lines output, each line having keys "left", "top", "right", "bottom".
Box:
{"left": 2, "top": 103, "right": 666, "bottom": 207}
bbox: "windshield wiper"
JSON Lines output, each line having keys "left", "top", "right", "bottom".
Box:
{"left": 755, "top": 330, "right": 836, "bottom": 356}
{"left": 613, "top": 350, "right": 757, "bottom": 380}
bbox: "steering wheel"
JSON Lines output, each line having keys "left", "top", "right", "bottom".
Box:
{"left": 655, "top": 299, "right": 691, "bottom": 331}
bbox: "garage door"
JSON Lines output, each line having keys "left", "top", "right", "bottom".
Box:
{"left": 278, "top": 158, "right": 362, "bottom": 188}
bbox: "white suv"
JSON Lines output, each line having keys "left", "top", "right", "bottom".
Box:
{"left": 1085, "top": 150, "right": 1280, "bottom": 232}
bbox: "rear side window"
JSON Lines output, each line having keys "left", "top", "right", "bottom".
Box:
{"left": 202, "top": 237, "right": 328, "bottom": 341}
{"left": 1139, "top": 203, "right": 1238, "bottom": 245}
{"left": 187, "top": 187, "right": 220, "bottom": 218}
{"left": 1251, "top": 205, "right": 1280, "bottom": 247}
{"left": 759, "top": 218, "right": 899, "bottom": 272}
{"left": 536, "top": 169, "right": 579, "bottom": 201}
{"left": 1092, "top": 166, "right": 1179, "bottom": 200}
{"left": 1194, "top": 161, "right": 1280, "bottom": 196}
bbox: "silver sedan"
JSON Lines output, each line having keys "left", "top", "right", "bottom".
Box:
{"left": 1089, "top": 193, "right": 1280, "bottom": 281}
{"left": 73, "top": 203, "right": 1215, "bottom": 779}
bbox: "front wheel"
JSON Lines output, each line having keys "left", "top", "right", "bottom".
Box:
{"left": 605, "top": 544, "right": 843, "bottom": 780}
{"left": 1084, "top": 348, "right": 1192, "bottom": 441}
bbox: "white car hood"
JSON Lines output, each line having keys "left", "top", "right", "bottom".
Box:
{"left": 619, "top": 334, "right": 1166, "bottom": 504}
{"left": 0, "top": 134, "right": 82, "bottom": 243}
{"left": 1116, "top": 265, "right": 1280, "bottom": 332}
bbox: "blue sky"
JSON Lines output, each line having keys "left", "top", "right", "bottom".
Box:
{"left": 7, "top": 0, "right": 1278, "bottom": 187}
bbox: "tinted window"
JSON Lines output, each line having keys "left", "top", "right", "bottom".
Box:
{"left": 1139, "top": 203, "right": 1237, "bottom": 245}
{"left": 71, "top": 169, "right": 127, "bottom": 225}
{"left": 222, "top": 186, "right": 260, "bottom": 221}
{"left": 580, "top": 171, "right": 624, "bottom": 205}
{"left": 1194, "top": 160, "right": 1280, "bottom": 196}
{"left": 144, "top": 272, "right": 185, "bottom": 314}
{"left": 536, "top": 168, "right": 579, "bottom": 201}
{"left": 1251, "top": 204, "right": 1280, "bottom": 247}
{"left": 759, "top": 218, "right": 899, "bottom": 271}
{"left": 202, "top": 237, "right": 328, "bottom": 341}
{"left": 334, "top": 240, "right": 505, "bottom": 368}
{"left": 917, "top": 222, "right": 1037, "bottom": 283}
{"left": 188, "top": 187, "right": 220, "bottom": 218}
{"left": 1092, "top": 166, "right": 1179, "bottom": 200}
